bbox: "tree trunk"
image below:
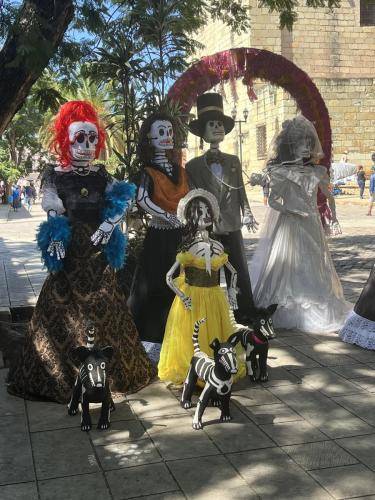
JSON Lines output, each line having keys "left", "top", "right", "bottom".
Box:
{"left": 0, "top": 0, "right": 74, "bottom": 134}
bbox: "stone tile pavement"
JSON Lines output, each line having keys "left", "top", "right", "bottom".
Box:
{"left": 0, "top": 195, "right": 375, "bottom": 499}
{"left": 0, "top": 202, "right": 47, "bottom": 314}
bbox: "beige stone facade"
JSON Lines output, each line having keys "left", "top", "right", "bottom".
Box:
{"left": 186, "top": 0, "right": 375, "bottom": 172}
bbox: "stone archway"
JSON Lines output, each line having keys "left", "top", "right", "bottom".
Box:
{"left": 167, "top": 48, "right": 331, "bottom": 215}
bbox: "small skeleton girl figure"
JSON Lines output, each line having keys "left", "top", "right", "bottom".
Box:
{"left": 7, "top": 101, "right": 154, "bottom": 403}
{"left": 128, "top": 113, "right": 189, "bottom": 344}
{"left": 251, "top": 116, "right": 351, "bottom": 334}
{"left": 158, "top": 189, "right": 246, "bottom": 384}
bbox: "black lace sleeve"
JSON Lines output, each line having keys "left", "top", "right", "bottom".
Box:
{"left": 40, "top": 165, "right": 57, "bottom": 189}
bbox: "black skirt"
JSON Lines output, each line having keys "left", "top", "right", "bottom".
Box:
{"left": 354, "top": 265, "right": 375, "bottom": 322}
{"left": 128, "top": 227, "right": 182, "bottom": 342}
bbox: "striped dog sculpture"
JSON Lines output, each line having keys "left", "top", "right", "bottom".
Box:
{"left": 181, "top": 318, "right": 238, "bottom": 430}
{"left": 68, "top": 327, "right": 114, "bottom": 431}
{"left": 228, "top": 304, "right": 278, "bottom": 382}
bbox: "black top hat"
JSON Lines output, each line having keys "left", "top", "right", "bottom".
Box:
{"left": 189, "top": 93, "right": 235, "bottom": 138}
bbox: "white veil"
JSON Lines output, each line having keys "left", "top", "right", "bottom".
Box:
{"left": 266, "top": 115, "right": 324, "bottom": 166}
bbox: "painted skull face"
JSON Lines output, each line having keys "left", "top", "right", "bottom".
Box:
{"left": 203, "top": 120, "right": 225, "bottom": 144}
{"left": 148, "top": 120, "right": 174, "bottom": 150}
{"left": 197, "top": 200, "right": 212, "bottom": 229}
{"left": 68, "top": 121, "right": 99, "bottom": 162}
{"left": 293, "top": 136, "right": 313, "bottom": 161}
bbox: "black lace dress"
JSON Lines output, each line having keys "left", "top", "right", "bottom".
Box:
{"left": 7, "top": 165, "right": 155, "bottom": 403}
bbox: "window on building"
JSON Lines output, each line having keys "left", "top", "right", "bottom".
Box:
{"left": 256, "top": 125, "right": 267, "bottom": 159}
{"left": 360, "top": 0, "right": 375, "bottom": 26}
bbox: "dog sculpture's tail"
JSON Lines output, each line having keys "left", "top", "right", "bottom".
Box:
{"left": 192, "top": 318, "right": 206, "bottom": 354}
{"left": 87, "top": 327, "right": 95, "bottom": 350}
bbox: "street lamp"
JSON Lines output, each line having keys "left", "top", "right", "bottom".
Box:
{"left": 231, "top": 106, "right": 249, "bottom": 165}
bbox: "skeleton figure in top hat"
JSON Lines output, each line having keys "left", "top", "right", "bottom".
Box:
{"left": 186, "top": 93, "right": 258, "bottom": 323}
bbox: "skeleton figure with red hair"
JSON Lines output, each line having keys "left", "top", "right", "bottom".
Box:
{"left": 7, "top": 101, "right": 155, "bottom": 404}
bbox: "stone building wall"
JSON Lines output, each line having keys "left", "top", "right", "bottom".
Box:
{"left": 185, "top": 0, "right": 375, "bottom": 171}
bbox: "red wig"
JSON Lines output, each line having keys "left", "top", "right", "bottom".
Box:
{"left": 50, "top": 100, "right": 106, "bottom": 167}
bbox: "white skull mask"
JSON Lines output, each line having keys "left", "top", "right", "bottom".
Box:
{"left": 68, "top": 121, "right": 99, "bottom": 163}
{"left": 148, "top": 120, "right": 174, "bottom": 150}
{"left": 197, "top": 200, "right": 212, "bottom": 229}
{"left": 290, "top": 133, "right": 313, "bottom": 162}
{"left": 203, "top": 120, "right": 225, "bottom": 144}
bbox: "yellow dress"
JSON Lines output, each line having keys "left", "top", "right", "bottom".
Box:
{"left": 158, "top": 251, "right": 246, "bottom": 384}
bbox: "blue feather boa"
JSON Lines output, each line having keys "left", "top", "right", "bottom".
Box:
{"left": 103, "top": 181, "right": 136, "bottom": 220}
{"left": 37, "top": 215, "right": 72, "bottom": 273}
{"left": 37, "top": 181, "right": 135, "bottom": 272}
{"left": 102, "top": 181, "right": 136, "bottom": 270}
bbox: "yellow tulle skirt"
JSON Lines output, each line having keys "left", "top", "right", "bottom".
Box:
{"left": 158, "top": 276, "right": 246, "bottom": 384}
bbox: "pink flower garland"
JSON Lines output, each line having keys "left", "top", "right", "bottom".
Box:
{"left": 167, "top": 48, "right": 332, "bottom": 221}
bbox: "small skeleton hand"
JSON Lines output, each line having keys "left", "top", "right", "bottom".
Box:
{"left": 91, "top": 220, "right": 115, "bottom": 246}
{"left": 243, "top": 211, "right": 259, "bottom": 233}
{"left": 227, "top": 287, "right": 238, "bottom": 310}
{"left": 166, "top": 213, "right": 182, "bottom": 228}
{"left": 330, "top": 219, "right": 342, "bottom": 236}
{"left": 180, "top": 294, "right": 192, "bottom": 310}
{"left": 47, "top": 240, "right": 65, "bottom": 260}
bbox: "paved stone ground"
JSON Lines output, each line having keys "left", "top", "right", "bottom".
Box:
{"left": 0, "top": 193, "right": 375, "bottom": 499}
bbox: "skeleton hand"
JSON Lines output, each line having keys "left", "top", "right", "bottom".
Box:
{"left": 228, "top": 288, "right": 238, "bottom": 310}
{"left": 91, "top": 220, "right": 115, "bottom": 246}
{"left": 330, "top": 220, "right": 342, "bottom": 236}
{"left": 243, "top": 212, "right": 259, "bottom": 233}
{"left": 166, "top": 213, "right": 182, "bottom": 228}
{"left": 180, "top": 294, "right": 192, "bottom": 310}
{"left": 47, "top": 240, "right": 65, "bottom": 260}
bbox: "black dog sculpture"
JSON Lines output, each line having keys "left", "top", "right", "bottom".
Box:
{"left": 181, "top": 318, "right": 238, "bottom": 430}
{"left": 68, "top": 328, "right": 114, "bottom": 431}
{"left": 228, "top": 304, "right": 278, "bottom": 382}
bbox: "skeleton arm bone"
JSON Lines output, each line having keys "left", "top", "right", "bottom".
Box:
{"left": 224, "top": 261, "right": 238, "bottom": 310}
{"left": 91, "top": 177, "right": 128, "bottom": 246}
{"left": 235, "top": 157, "right": 258, "bottom": 231}
{"left": 41, "top": 186, "right": 67, "bottom": 259}
{"left": 166, "top": 261, "right": 192, "bottom": 310}
{"left": 319, "top": 176, "right": 337, "bottom": 221}
{"left": 318, "top": 172, "right": 341, "bottom": 235}
{"left": 137, "top": 174, "right": 181, "bottom": 227}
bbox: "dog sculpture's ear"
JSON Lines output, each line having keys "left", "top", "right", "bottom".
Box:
{"left": 101, "top": 346, "right": 114, "bottom": 361}
{"left": 227, "top": 332, "right": 241, "bottom": 346}
{"left": 267, "top": 304, "right": 278, "bottom": 315}
{"left": 72, "top": 346, "right": 91, "bottom": 364}
{"left": 209, "top": 338, "right": 221, "bottom": 351}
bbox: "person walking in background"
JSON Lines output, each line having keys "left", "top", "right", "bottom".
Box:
{"left": 24, "top": 183, "right": 33, "bottom": 211}
{"left": 357, "top": 165, "right": 366, "bottom": 199}
{"left": 11, "top": 184, "right": 20, "bottom": 211}
{"left": 367, "top": 166, "right": 375, "bottom": 216}
{"left": 262, "top": 177, "right": 270, "bottom": 206}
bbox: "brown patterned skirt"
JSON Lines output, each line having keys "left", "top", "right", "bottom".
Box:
{"left": 7, "top": 223, "right": 155, "bottom": 403}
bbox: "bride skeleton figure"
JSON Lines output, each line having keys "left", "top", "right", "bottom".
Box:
{"left": 128, "top": 113, "right": 189, "bottom": 344}
{"left": 158, "top": 189, "right": 246, "bottom": 384}
{"left": 251, "top": 116, "right": 350, "bottom": 333}
{"left": 7, "top": 101, "right": 154, "bottom": 403}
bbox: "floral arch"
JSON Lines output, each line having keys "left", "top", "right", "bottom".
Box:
{"left": 167, "top": 48, "right": 332, "bottom": 217}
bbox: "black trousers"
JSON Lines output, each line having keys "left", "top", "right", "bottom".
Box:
{"left": 217, "top": 230, "right": 255, "bottom": 321}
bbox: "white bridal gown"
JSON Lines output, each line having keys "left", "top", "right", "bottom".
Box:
{"left": 251, "top": 164, "right": 351, "bottom": 333}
